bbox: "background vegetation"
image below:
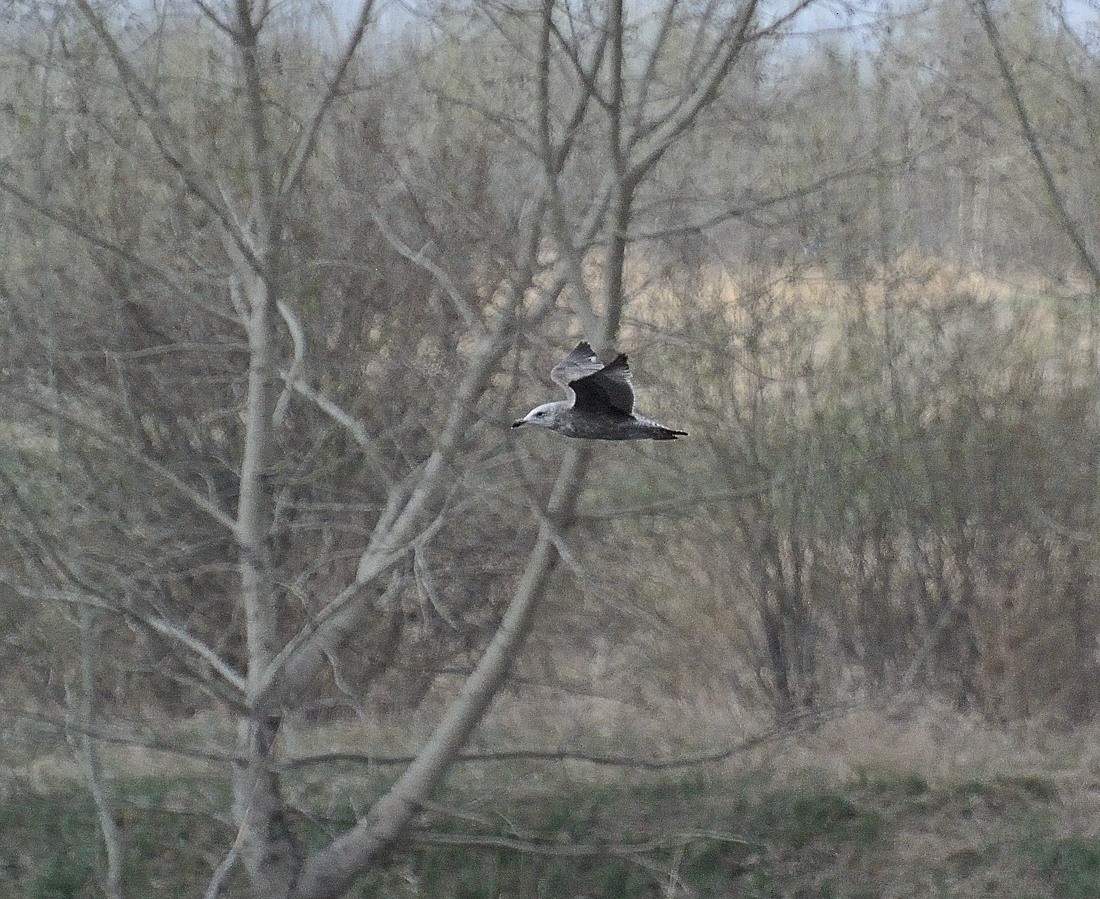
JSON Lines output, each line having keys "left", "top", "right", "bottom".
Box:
{"left": 4, "top": 0, "right": 1100, "bottom": 895}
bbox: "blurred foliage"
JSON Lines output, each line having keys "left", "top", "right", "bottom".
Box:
{"left": 656, "top": 266, "right": 1100, "bottom": 721}
{"left": 3, "top": 6, "right": 1100, "bottom": 890}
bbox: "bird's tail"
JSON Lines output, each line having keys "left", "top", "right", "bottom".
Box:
{"left": 651, "top": 427, "right": 687, "bottom": 440}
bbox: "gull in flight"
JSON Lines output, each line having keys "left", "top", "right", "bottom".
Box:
{"left": 511, "top": 342, "right": 687, "bottom": 441}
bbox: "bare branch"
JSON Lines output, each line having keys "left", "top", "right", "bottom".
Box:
{"left": 630, "top": 0, "right": 683, "bottom": 133}
{"left": 628, "top": 0, "right": 761, "bottom": 182}
{"left": 406, "top": 829, "right": 735, "bottom": 857}
{"left": 413, "top": 543, "right": 460, "bottom": 630}
{"left": 368, "top": 208, "right": 484, "bottom": 334}
{"left": 974, "top": 0, "right": 1100, "bottom": 287}
{"left": 253, "top": 564, "right": 407, "bottom": 709}
{"left": 273, "top": 299, "right": 305, "bottom": 428}
{"left": 547, "top": 12, "right": 610, "bottom": 112}
{"left": 632, "top": 155, "right": 920, "bottom": 241}
{"left": 294, "top": 447, "right": 591, "bottom": 897}
{"left": 202, "top": 845, "right": 239, "bottom": 899}
{"left": 280, "top": 0, "right": 377, "bottom": 200}
{"left": 191, "top": 0, "right": 239, "bottom": 39}
{"left": 0, "top": 463, "right": 247, "bottom": 697}
{"left": 0, "top": 175, "right": 237, "bottom": 325}
{"left": 32, "top": 585, "right": 249, "bottom": 700}
{"left": 537, "top": 0, "right": 601, "bottom": 337}
{"left": 2, "top": 390, "right": 238, "bottom": 532}
{"left": 71, "top": 0, "right": 258, "bottom": 271}
{"left": 278, "top": 372, "right": 395, "bottom": 490}
{"left": 232, "top": 0, "right": 277, "bottom": 241}
{"left": 5, "top": 707, "right": 240, "bottom": 764}
{"left": 76, "top": 605, "right": 124, "bottom": 899}
{"left": 140, "top": 610, "right": 250, "bottom": 696}
{"left": 279, "top": 703, "right": 842, "bottom": 775}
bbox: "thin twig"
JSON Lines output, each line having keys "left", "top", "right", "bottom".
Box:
{"left": 406, "top": 826, "right": 752, "bottom": 857}
{"left": 4, "top": 707, "right": 240, "bottom": 764}
{"left": 77, "top": 605, "right": 125, "bottom": 899}
{"left": 1, "top": 389, "right": 237, "bottom": 532}
{"left": 202, "top": 846, "right": 239, "bottom": 899}
{"left": 273, "top": 299, "right": 305, "bottom": 427}
{"left": 369, "top": 207, "right": 483, "bottom": 334}
{"left": 974, "top": 0, "right": 1100, "bottom": 288}
{"left": 0, "top": 467, "right": 247, "bottom": 695}
{"left": 280, "top": 0, "right": 377, "bottom": 200}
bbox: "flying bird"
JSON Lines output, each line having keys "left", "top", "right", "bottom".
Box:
{"left": 511, "top": 342, "right": 687, "bottom": 441}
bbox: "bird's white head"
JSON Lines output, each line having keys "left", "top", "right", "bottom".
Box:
{"left": 511, "top": 402, "right": 565, "bottom": 430}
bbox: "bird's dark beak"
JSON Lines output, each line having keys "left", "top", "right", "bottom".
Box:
{"left": 511, "top": 419, "right": 526, "bottom": 428}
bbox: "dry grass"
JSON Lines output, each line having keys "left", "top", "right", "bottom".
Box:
{"left": 10, "top": 697, "right": 1100, "bottom": 896}
{"left": 9, "top": 689, "right": 1100, "bottom": 796}
{"left": 629, "top": 252, "right": 1092, "bottom": 316}
{"left": 761, "top": 701, "right": 1092, "bottom": 787}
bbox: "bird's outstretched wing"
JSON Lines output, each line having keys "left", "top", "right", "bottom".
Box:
{"left": 550, "top": 342, "right": 634, "bottom": 415}
{"left": 572, "top": 353, "right": 634, "bottom": 415}
{"left": 550, "top": 342, "right": 604, "bottom": 391}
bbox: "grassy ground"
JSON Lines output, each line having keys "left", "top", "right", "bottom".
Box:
{"left": 8, "top": 700, "right": 1100, "bottom": 897}
{"left": 6, "top": 759, "right": 1100, "bottom": 898}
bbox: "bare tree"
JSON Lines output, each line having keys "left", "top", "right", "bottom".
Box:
{"left": 0, "top": 0, "right": 822, "bottom": 896}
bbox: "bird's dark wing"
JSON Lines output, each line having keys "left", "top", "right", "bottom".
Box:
{"left": 570, "top": 353, "right": 634, "bottom": 415}
{"left": 550, "top": 342, "right": 604, "bottom": 393}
